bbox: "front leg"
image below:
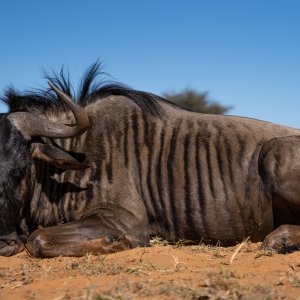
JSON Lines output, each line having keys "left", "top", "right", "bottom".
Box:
{"left": 259, "top": 136, "right": 300, "bottom": 253}
{"left": 25, "top": 215, "right": 148, "bottom": 257}
{"left": 262, "top": 225, "right": 300, "bottom": 253}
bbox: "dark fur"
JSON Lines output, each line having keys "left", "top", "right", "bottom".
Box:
{"left": 0, "top": 115, "right": 29, "bottom": 234}
{"left": 1, "top": 62, "right": 165, "bottom": 118}
{"left": 2, "top": 63, "right": 300, "bottom": 257}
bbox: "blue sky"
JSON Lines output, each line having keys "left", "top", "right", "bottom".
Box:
{"left": 0, "top": 1, "right": 299, "bottom": 127}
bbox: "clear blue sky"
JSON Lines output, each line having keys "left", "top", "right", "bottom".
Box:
{"left": 1, "top": 1, "right": 299, "bottom": 127}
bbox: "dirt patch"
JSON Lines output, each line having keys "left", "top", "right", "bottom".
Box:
{"left": 1, "top": 241, "right": 300, "bottom": 299}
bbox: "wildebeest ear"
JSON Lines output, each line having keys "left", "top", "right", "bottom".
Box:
{"left": 30, "top": 143, "right": 89, "bottom": 170}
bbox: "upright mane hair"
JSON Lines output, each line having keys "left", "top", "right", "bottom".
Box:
{"left": 1, "top": 62, "right": 165, "bottom": 118}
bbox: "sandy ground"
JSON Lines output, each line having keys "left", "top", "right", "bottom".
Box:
{"left": 1, "top": 241, "right": 300, "bottom": 300}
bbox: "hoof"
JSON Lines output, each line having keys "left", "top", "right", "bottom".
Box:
{"left": 262, "top": 225, "right": 300, "bottom": 254}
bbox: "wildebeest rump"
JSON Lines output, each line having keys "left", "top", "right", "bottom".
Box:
{"left": 1, "top": 63, "right": 300, "bottom": 257}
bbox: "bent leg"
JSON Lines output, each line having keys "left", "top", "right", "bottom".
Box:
{"left": 25, "top": 215, "right": 149, "bottom": 257}
{"left": 259, "top": 136, "right": 300, "bottom": 252}
{"left": 262, "top": 225, "right": 300, "bottom": 253}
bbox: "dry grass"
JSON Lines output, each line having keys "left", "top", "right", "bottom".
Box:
{"left": 63, "top": 251, "right": 183, "bottom": 277}
{"left": 1, "top": 242, "right": 298, "bottom": 300}
{"left": 150, "top": 236, "right": 233, "bottom": 259}
{"left": 0, "top": 264, "right": 33, "bottom": 289}
{"left": 91, "top": 270, "right": 283, "bottom": 300}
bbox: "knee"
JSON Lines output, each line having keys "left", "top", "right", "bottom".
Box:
{"left": 25, "top": 229, "right": 51, "bottom": 257}
{"left": 262, "top": 224, "right": 300, "bottom": 253}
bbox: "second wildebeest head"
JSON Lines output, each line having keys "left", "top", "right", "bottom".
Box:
{"left": 0, "top": 82, "right": 89, "bottom": 256}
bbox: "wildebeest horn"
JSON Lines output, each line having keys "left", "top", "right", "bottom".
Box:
{"left": 8, "top": 83, "right": 89, "bottom": 140}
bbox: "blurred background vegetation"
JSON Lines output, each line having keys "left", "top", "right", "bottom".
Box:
{"left": 163, "top": 89, "right": 231, "bottom": 115}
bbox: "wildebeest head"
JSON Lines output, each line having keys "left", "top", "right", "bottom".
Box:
{"left": 0, "top": 83, "right": 89, "bottom": 256}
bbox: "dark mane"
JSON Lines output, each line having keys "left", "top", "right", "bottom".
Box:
{"left": 1, "top": 62, "right": 165, "bottom": 118}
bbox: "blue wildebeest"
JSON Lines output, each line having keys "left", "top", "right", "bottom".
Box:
{"left": 0, "top": 63, "right": 300, "bottom": 257}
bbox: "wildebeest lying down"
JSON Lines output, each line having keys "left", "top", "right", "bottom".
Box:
{"left": 1, "top": 63, "right": 300, "bottom": 257}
